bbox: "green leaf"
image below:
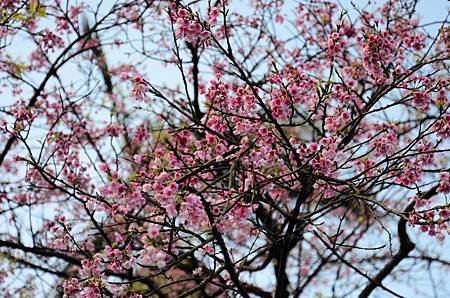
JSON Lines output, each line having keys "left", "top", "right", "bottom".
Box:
{"left": 29, "top": 2, "right": 46, "bottom": 17}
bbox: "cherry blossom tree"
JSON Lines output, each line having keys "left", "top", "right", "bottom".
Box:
{"left": 0, "top": 0, "right": 449, "bottom": 297}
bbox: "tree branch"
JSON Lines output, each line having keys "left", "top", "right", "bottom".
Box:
{"left": 358, "top": 185, "right": 439, "bottom": 298}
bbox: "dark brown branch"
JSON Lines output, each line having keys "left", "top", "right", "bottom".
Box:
{"left": 0, "top": 239, "right": 82, "bottom": 266}
{"left": 6, "top": 254, "right": 70, "bottom": 279}
{"left": 358, "top": 185, "right": 439, "bottom": 298}
{"left": 199, "top": 195, "right": 251, "bottom": 298}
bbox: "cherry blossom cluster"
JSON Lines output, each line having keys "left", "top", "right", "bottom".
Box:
{"left": 172, "top": 7, "right": 211, "bottom": 45}
{"left": 370, "top": 130, "right": 398, "bottom": 158}
{"left": 326, "top": 31, "right": 347, "bottom": 60}
{"left": 40, "top": 29, "right": 65, "bottom": 51}
{"left": 360, "top": 31, "right": 397, "bottom": 81}
{"left": 268, "top": 69, "right": 318, "bottom": 120}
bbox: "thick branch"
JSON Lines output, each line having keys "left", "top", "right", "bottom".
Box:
{"left": 358, "top": 185, "right": 439, "bottom": 298}
{"left": 0, "top": 239, "right": 82, "bottom": 266}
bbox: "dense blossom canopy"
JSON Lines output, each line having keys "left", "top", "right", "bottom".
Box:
{"left": 0, "top": 0, "right": 449, "bottom": 297}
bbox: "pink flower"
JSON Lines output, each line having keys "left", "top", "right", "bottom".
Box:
{"left": 148, "top": 224, "right": 160, "bottom": 238}
{"left": 132, "top": 75, "right": 148, "bottom": 100}
{"left": 437, "top": 173, "right": 450, "bottom": 193}
{"left": 360, "top": 31, "right": 396, "bottom": 80}
{"left": 40, "top": 29, "right": 64, "bottom": 51}
{"left": 173, "top": 8, "right": 211, "bottom": 45}
{"left": 371, "top": 132, "right": 398, "bottom": 157}
{"left": 412, "top": 91, "right": 431, "bottom": 111}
